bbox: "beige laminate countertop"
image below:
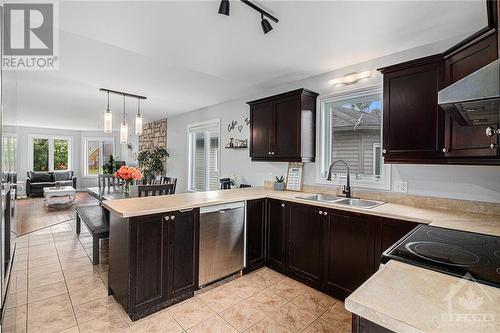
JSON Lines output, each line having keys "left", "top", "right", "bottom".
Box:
{"left": 103, "top": 187, "right": 500, "bottom": 236}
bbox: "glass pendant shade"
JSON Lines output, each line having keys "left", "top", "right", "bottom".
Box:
{"left": 120, "top": 121, "right": 128, "bottom": 144}
{"left": 104, "top": 110, "right": 112, "bottom": 133}
{"left": 135, "top": 114, "right": 143, "bottom": 135}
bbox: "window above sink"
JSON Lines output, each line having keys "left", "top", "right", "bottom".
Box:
{"left": 317, "top": 85, "right": 391, "bottom": 190}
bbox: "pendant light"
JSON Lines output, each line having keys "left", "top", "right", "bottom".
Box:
{"left": 120, "top": 95, "right": 128, "bottom": 144}
{"left": 104, "top": 92, "right": 112, "bottom": 133}
{"left": 135, "top": 98, "right": 143, "bottom": 135}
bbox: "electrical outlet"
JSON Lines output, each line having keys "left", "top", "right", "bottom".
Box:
{"left": 395, "top": 181, "right": 408, "bottom": 193}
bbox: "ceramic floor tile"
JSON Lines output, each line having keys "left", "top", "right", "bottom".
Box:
{"left": 220, "top": 298, "right": 269, "bottom": 332}
{"left": 267, "top": 278, "right": 308, "bottom": 301}
{"left": 27, "top": 293, "right": 77, "bottom": 333}
{"left": 187, "top": 315, "right": 238, "bottom": 333}
{"left": 62, "top": 263, "right": 98, "bottom": 280}
{"left": 58, "top": 326, "right": 80, "bottom": 333}
{"left": 28, "top": 269, "right": 65, "bottom": 289}
{"left": 66, "top": 272, "right": 105, "bottom": 293}
{"left": 225, "top": 275, "right": 267, "bottom": 299}
{"left": 319, "top": 303, "right": 351, "bottom": 332}
{"left": 197, "top": 285, "right": 244, "bottom": 313}
{"left": 131, "top": 309, "right": 183, "bottom": 333}
{"left": 247, "top": 268, "right": 286, "bottom": 287}
{"left": 28, "top": 280, "right": 68, "bottom": 303}
{"left": 28, "top": 255, "right": 59, "bottom": 269}
{"left": 270, "top": 302, "right": 318, "bottom": 333}
{"left": 5, "top": 290, "right": 27, "bottom": 309}
{"left": 246, "top": 289, "right": 287, "bottom": 313}
{"left": 68, "top": 280, "right": 109, "bottom": 306}
{"left": 78, "top": 310, "right": 131, "bottom": 333}
{"left": 168, "top": 297, "right": 216, "bottom": 330}
{"left": 2, "top": 305, "right": 27, "bottom": 333}
{"left": 28, "top": 262, "right": 62, "bottom": 279}
{"left": 73, "top": 297, "right": 124, "bottom": 325}
{"left": 245, "top": 317, "right": 291, "bottom": 333}
{"left": 304, "top": 319, "right": 348, "bottom": 333}
{"left": 291, "top": 289, "right": 337, "bottom": 315}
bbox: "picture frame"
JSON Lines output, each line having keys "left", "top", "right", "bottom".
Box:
{"left": 286, "top": 162, "right": 304, "bottom": 191}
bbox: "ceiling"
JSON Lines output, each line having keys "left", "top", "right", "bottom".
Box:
{"left": 8, "top": 0, "right": 488, "bottom": 130}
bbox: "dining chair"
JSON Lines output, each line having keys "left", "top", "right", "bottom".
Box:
{"left": 138, "top": 183, "right": 175, "bottom": 197}
{"left": 219, "top": 178, "right": 232, "bottom": 190}
{"left": 98, "top": 174, "right": 124, "bottom": 188}
{"left": 163, "top": 177, "right": 177, "bottom": 193}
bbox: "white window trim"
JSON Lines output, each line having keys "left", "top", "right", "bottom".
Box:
{"left": 28, "top": 134, "right": 73, "bottom": 172}
{"left": 82, "top": 137, "right": 116, "bottom": 178}
{"left": 187, "top": 119, "right": 221, "bottom": 192}
{"left": 315, "top": 85, "right": 391, "bottom": 190}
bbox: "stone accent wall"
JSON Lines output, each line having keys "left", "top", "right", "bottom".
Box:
{"left": 138, "top": 119, "right": 167, "bottom": 152}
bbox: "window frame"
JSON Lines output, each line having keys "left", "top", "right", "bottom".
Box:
{"left": 316, "top": 85, "right": 391, "bottom": 190}
{"left": 187, "top": 119, "right": 221, "bottom": 192}
{"left": 82, "top": 137, "right": 115, "bottom": 178}
{"left": 28, "top": 134, "right": 73, "bottom": 172}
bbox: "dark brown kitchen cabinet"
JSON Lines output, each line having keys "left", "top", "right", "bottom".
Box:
{"left": 266, "top": 199, "right": 286, "bottom": 271}
{"left": 324, "top": 210, "right": 375, "bottom": 300}
{"left": 245, "top": 199, "right": 266, "bottom": 272}
{"left": 108, "top": 209, "right": 199, "bottom": 321}
{"left": 373, "top": 218, "right": 418, "bottom": 270}
{"left": 379, "top": 55, "right": 446, "bottom": 163}
{"left": 286, "top": 203, "right": 323, "bottom": 285}
{"left": 248, "top": 89, "right": 318, "bottom": 162}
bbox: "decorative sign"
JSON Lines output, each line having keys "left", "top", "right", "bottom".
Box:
{"left": 286, "top": 162, "right": 304, "bottom": 191}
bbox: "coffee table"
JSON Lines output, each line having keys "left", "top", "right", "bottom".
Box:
{"left": 43, "top": 186, "right": 76, "bottom": 207}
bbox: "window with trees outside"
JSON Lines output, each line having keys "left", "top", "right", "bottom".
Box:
{"left": 3, "top": 136, "right": 17, "bottom": 173}
{"left": 30, "top": 136, "right": 72, "bottom": 172}
{"left": 84, "top": 138, "right": 114, "bottom": 176}
{"left": 318, "top": 86, "right": 390, "bottom": 189}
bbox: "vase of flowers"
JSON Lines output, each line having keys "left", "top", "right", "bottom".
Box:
{"left": 114, "top": 166, "right": 143, "bottom": 195}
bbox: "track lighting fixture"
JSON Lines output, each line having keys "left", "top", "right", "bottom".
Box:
{"left": 260, "top": 14, "right": 273, "bottom": 34}
{"left": 218, "top": 0, "right": 278, "bottom": 35}
{"left": 104, "top": 91, "right": 112, "bottom": 133}
{"left": 218, "top": 0, "right": 230, "bottom": 16}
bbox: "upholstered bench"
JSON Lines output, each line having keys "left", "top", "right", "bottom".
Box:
{"left": 75, "top": 205, "right": 109, "bottom": 265}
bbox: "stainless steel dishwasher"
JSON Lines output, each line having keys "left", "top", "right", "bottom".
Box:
{"left": 199, "top": 201, "right": 245, "bottom": 287}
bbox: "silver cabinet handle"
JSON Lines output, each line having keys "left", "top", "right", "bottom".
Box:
{"left": 164, "top": 216, "right": 170, "bottom": 221}
{"left": 382, "top": 149, "right": 387, "bottom": 154}
{"left": 179, "top": 208, "right": 193, "bottom": 212}
{"left": 490, "top": 143, "right": 498, "bottom": 150}
{"left": 281, "top": 203, "right": 285, "bottom": 207}
{"left": 323, "top": 211, "right": 328, "bottom": 216}
{"left": 272, "top": 152, "right": 275, "bottom": 155}
{"left": 442, "top": 148, "right": 448, "bottom": 153}
{"left": 171, "top": 215, "right": 176, "bottom": 220}
{"left": 318, "top": 210, "right": 323, "bottom": 215}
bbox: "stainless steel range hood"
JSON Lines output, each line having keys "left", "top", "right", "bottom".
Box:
{"left": 438, "top": 59, "right": 499, "bottom": 126}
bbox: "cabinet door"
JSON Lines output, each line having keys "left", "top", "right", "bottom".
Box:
{"left": 250, "top": 102, "right": 274, "bottom": 158}
{"left": 246, "top": 199, "right": 266, "bottom": 271}
{"left": 324, "top": 211, "right": 374, "bottom": 299}
{"left": 166, "top": 209, "right": 199, "bottom": 299}
{"left": 374, "top": 218, "right": 418, "bottom": 270}
{"left": 287, "top": 203, "right": 323, "bottom": 285}
{"left": 382, "top": 59, "right": 445, "bottom": 161}
{"left": 130, "top": 215, "right": 167, "bottom": 312}
{"left": 274, "top": 96, "right": 301, "bottom": 158}
{"left": 266, "top": 199, "right": 286, "bottom": 270}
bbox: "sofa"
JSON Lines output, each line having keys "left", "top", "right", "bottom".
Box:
{"left": 26, "top": 171, "right": 77, "bottom": 197}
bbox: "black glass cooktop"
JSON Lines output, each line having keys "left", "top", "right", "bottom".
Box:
{"left": 382, "top": 224, "right": 500, "bottom": 288}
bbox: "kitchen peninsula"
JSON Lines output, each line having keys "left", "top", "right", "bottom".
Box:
{"left": 103, "top": 186, "right": 500, "bottom": 329}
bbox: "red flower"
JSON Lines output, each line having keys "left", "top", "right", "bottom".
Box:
{"left": 114, "top": 166, "right": 143, "bottom": 181}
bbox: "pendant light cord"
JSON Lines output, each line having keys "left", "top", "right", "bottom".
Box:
{"left": 106, "top": 92, "right": 110, "bottom": 111}
{"left": 122, "top": 95, "right": 126, "bottom": 122}
{"left": 137, "top": 98, "right": 141, "bottom": 116}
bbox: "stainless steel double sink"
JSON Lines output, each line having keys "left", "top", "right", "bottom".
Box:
{"left": 296, "top": 194, "right": 384, "bottom": 209}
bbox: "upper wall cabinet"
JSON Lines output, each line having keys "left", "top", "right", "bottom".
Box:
{"left": 247, "top": 89, "right": 319, "bottom": 162}
{"left": 379, "top": 55, "right": 446, "bottom": 163}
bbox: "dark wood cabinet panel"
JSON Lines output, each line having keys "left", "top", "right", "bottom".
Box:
{"left": 374, "top": 218, "right": 418, "bottom": 270}
{"left": 274, "top": 96, "right": 301, "bottom": 158}
{"left": 249, "top": 102, "right": 273, "bottom": 158}
{"left": 167, "top": 209, "right": 199, "bottom": 299}
{"left": 380, "top": 56, "right": 445, "bottom": 162}
{"left": 246, "top": 199, "right": 266, "bottom": 271}
{"left": 324, "top": 210, "right": 375, "bottom": 299}
{"left": 287, "top": 203, "right": 323, "bottom": 284}
{"left": 266, "top": 199, "right": 286, "bottom": 270}
{"left": 248, "top": 89, "right": 318, "bottom": 162}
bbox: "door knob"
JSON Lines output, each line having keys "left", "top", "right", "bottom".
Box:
{"left": 281, "top": 203, "right": 285, "bottom": 207}
{"left": 323, "top": 211, "right": 328, "bottom": 216}
{"left": 442, "top": 148, "right": 448, "bottom": 153}
{"left": 382, "top": 149, "right": 387, "bottom": 154}
{"left": 171, "top": 215, "right": 176, "bottom": 220}
{"left": 318, "top": 210, "right": 323, "bottom": 215}
{"left": 164, "top": 216, "right": 170, "bottom": 221}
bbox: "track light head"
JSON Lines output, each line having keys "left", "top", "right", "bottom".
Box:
{"left": 261, "top": 14, "right": 273, "bottom": 34}
{"left": 218, "top": 0, "right": 230, "bottom": 16}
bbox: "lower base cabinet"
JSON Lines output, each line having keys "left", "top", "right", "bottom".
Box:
{"left": 245, "top": 199, "right": 266, "bottom": 272}
{"left": 108, "top": 209, "right": 199, "bottom": 321}
{"left": 266, "top": 199, "right": 286, "bottom": 270}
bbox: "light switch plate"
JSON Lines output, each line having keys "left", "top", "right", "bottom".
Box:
{"left": 395, "top": 181, "right": 408, "bottom": 193}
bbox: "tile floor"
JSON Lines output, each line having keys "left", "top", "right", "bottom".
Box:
{"left": 3, "top": 219, "right": 352, "bottom": 332}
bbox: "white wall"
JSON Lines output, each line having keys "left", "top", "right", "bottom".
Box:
{"left": 6, "top": 125, "right": 138, "bottom": 189}
{"left": 167, "top": 39, "right": 500, "bottom": 203}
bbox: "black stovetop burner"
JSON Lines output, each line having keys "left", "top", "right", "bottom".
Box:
{"left": 382, "top": 224, "right": 500, "bottom": 288}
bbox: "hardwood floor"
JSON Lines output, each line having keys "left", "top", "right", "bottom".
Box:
{"left": 15, "top": 193, "right": 98, "bottom": 235}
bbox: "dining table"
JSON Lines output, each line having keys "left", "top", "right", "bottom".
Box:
{"left": 87, "top": 185, "right": 140, "bottom": 201}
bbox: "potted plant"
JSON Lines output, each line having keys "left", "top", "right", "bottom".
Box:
{"left": 137, "top": 147, "right": 170, "bottom": 181}
{"left": 102, "top": 155, "right": 119, "bottom": 174}
{"left": 274, "top": 175, "right": 286, "bottom": 191}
